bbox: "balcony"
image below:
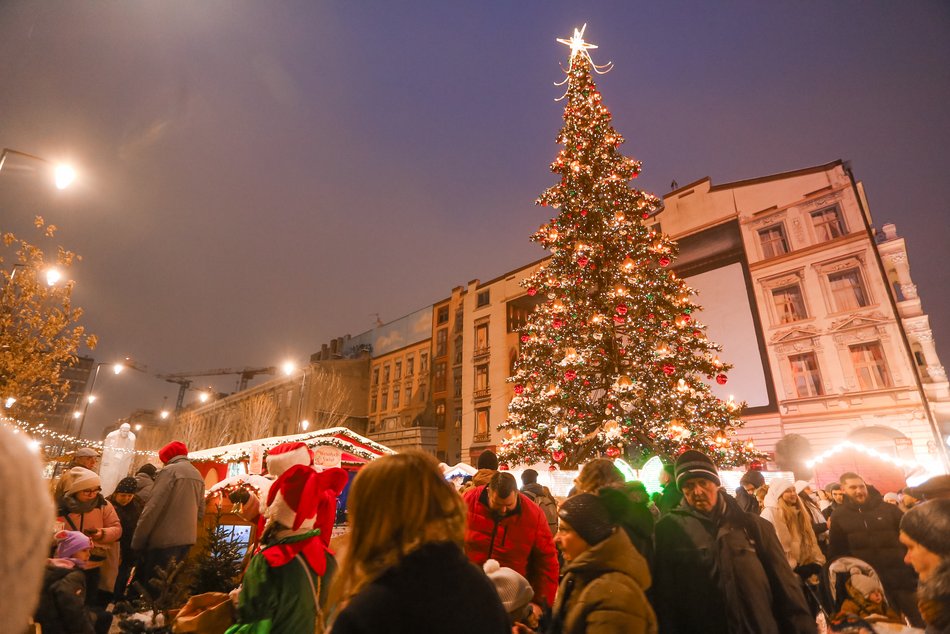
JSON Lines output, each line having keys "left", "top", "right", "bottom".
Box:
{"left": 473, "top": 387, "right": 491, "bottom": 401}
{"left": 473, "top": 345, "right": 490, "bottom": 361}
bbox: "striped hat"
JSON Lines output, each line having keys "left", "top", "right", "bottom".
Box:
{"left": 674, "top": 450, "right": 721, "bottom": 488}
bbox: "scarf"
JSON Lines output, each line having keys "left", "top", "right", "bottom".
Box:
{"left": 61, "top": 493, "right": 104, "bottom": 516}
{"left": 260, "top": 529, "right": 331, "bottom": 576}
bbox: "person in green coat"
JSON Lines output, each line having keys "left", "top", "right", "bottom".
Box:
{"left": 227, "top": 463, "right": 347, "bottom": 634}
{"left": 550, "top": 490, "right": 657, "bottom": 634}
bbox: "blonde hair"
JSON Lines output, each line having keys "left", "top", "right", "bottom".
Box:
{"left": 329, "top": 451, "right": 466, "bottom": 606}
{"left": 575, "top": 458, "right": 624, "bottom": 495}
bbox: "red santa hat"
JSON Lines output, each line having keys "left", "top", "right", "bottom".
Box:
{"left": 158, "top": 441, "right": 188, "bottom": 464}
{"left": 265, "top": 442, "right": 313, "bottom": 477}
{"left": 265, "top": 464, "right": 348, "bottom": 532}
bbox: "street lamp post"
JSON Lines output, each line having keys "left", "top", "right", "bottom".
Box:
{"left": 74, "top": 358, "right": 146, "bottom": 439}
{"left": 0, "top": 147, "right": 76, "bottom": 189}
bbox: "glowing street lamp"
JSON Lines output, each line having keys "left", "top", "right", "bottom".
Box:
{"left": 281, "top": 361, "right": 296, "bottom": 376}
{"left": 0, "top": 147, "right": 77, "bottom": 190}
{"left": 300, "top": 419, "right": 310, "bottom": 431}
{"left": 75, "top": 357, "right": 145, "bottom": 439}
{"left": 45, "top": 267, "right": 62, "bottom": 286}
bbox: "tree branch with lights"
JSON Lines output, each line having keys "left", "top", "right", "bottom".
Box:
{"left": 500, "top": 26, "right": 761, "bottom": 469}
{"left": 0, "top": 216, "right": 96, "bottom": 414}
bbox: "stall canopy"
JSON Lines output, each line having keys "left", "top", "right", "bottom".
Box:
{"left": 189, "top": 427, "right": 395, "bottom": 472}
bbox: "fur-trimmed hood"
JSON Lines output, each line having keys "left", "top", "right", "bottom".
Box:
{"left": 919, "top": 560, "right": 950, "bottom": 632}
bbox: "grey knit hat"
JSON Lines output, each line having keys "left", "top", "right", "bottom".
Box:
{"left": 900, "top": 498, "right": 950, "bottom": 558}
{"left": 674, "top": 450, "right": 721, "bottom": 488}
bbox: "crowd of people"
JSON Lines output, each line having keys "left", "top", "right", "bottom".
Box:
{"left": 4, "top": 418, "right": 950, "bottom": 634}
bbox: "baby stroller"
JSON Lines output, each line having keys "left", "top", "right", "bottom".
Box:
{"left": 827, "top": 557, "right": 912, "bottom": 633}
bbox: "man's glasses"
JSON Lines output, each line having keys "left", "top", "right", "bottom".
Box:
{"left": 79, "top": 487, "right": 102, "bottom": 494}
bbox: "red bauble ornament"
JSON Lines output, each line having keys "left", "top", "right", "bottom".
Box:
{"left": 716, "top": 374, "right": 728, "bottom": 385}
{"left": 514, "top": 385, "right": 524, "bottom": 395}
{"left": 659, "top": 256, "right": 671, "bottom": 267}
{"left": 577, "top": 256, "right": 589, "bottom": 267}
{"left": 605, "top": 446, "right": 621, "bottom": 458}
{"left": 613, "top": 314, "right": 625, "bottom": 324}
{"left": 616, "top": 304, "right": 628, "bottom": 315}
{"left": 663, "top": 364, "right": 675, "bottom": 375}
{"left": 499, "top": 463, "right": 509, "bottom": 471}
{"left": 642, "top": 212, "right": 650, "bottom": 219}
{"left": 580, "top": 209, "right": 588, "bottom": 216}
{"left": 552, "top": 450, "right": 566, "bottom": 463}
{"left": 527, "top": 287, "right": 537, "bottom": 296}
{"left": 564, "top": 370, "right": 577, "bottom": 381}
{"left": 521, "top": 335, "right": 530, "bottom": 343}
{"left": 681, "top": 314, "right": 691, "bottom": 322}
{"left": 553, "top": 319, "right": 564, "bottom": 328}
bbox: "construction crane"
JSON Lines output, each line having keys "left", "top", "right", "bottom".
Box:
{"left": 156, "top": 366, "right": 277, "bottom": 412}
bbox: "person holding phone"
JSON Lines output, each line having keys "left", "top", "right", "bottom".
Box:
{"left": 57, "top": 467, "right": 122, "bottom": 606}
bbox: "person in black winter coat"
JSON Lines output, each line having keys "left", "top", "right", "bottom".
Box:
{"left": 829, "top": 472, "right": 923, "bottom": 627}
{"left": 735, "top": 469, "right": 765, "bottom": 514}
{"left": 654, "top": 451, "right": 814, "bottom": 634}
{"left": 108, "top": 476, "right": 143, "bottom": 598}
{"left": 655, "top": 464, "right": 682, "bottom": 515}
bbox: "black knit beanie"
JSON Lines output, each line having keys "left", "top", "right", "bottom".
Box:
{"left": 137, "top": 463, "right": 157, "bottom": 478}
{"left": 558, "top": 493, "right": 613, "bottom": 545}
{"left": 740, "top": 469, "right": 765, "bottom": 489}
{"left": 674, "top": 450, "right": 721, "bottom": 489}
{"left": 477, "top": 450, "right": 499, "bottom": 470}
{"left": 900, "top": 499, "right": 950, "bottom": 558}
{"left": 115, "top": 477, "right": 138, "bottom": 494}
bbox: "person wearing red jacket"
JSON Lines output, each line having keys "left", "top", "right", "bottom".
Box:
{"left": 463, "top": 471, "right": 559, "bottom": 607}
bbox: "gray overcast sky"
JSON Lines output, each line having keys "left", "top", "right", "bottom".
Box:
{"left": 1, "top": 1, "right": 948, "bottom": 438}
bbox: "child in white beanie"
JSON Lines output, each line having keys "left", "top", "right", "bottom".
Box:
{"left": 483, "top": 559, "right": 540, "bottom": 632}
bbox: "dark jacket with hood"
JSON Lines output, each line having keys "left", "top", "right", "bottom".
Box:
{"left": 550, "top": 528, "right": 657, "bottom": 634}
{"left": 735, "top": 486, "right": 760, "bottom": 514}
{"left": 34, "top": 560, "right": 95, "bottom": 634}
{"left": 654, "top": 491, "right": 814, "bottom": 634}
{"left": 828, "top": 489, "right": 917, "bottom": 593}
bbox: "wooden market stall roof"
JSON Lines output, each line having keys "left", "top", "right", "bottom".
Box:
{"left": 188, "top": 427, "right": 396, "bottom": 466}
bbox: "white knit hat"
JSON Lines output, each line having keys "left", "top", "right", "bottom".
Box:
{"left": 483, "top": 559, "right": 534, "bottom": 614}
{"left": 64, "top": 466, "right": 101, "bottom": 495}
{"left": 0, "top": 426, "right": 54, "bottom": 631}
{"left": 850, "top": 573, "right": 880, "bottom": 597}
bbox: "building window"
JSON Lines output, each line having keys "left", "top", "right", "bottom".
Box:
{"left": 406, "top": 356, "right": 414, "bottom": 376}
{"left": 405, "top": 385, "right": 412, "bottom": 405}
{"left": 382, "top": 365, "right": 390, "bottom": 384}
{"left": 394, "top": 361, "right": 402, "bottom": 381}
{"left": 435, "top": 400, "right": 446, "bottom": 430}
{"left": 789, "top": 353, "right": 823, "bottom": 398}
{"left": 453, "top": 335, "right": 463, "bottom": 365}
{"left": 475, "top": 408, "right": 490, "bottom": 438}
{"left": 434, "top": 361, "right": 447, "bottom": 392}
{"left": 453, "top": 367, "right": 462, "bottom": 398}
{"left": 474, "top": 364, "right": 489, "bottom": 396}
{"left": 391, "top": 386, "right": 400, "bottom": 409}
{"left": 477, "top": 290, "right": 490, "bottom": 308}
{"left": 371, "top": 367, "right": 379, "bottom": 386}
{"left": 370, "top": 392, "right": 377, "bottom": 413}
{"left": 829, "top": 268, "right": 869, "bottom": 311}
{"left": 772, "top": 284, "right": 807, "bottom": 324}
{"left": 850, "top": 342, "right": 892, "bottom": 390}
{"left": 420, "top": 352, "right": 429, "bottom": 373}
{"left": 436, "top": 328, "right": 448, "bottom": 357}
{"left": 914, "top": 350, "right": 926, "bottom": 367}
{"left": 474, "top": 322, "right": 489, "bottom": 355}
{"left": 437, "top": 305, "right": 449, "bottom": 325}
{"left": 758, "top": 225, "right": 789, "bottom": 258}
{"left": 381, "top": 390, "right": 389, "bottom": 411}
{"left": 811, "top": 206, "right": 846, "bottom": 241}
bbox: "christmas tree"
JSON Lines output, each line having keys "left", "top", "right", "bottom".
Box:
{"left": 500, "top": 26, "right": 760, "bottom": 469}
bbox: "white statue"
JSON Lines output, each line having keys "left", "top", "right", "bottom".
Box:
{"left": 100, "top": 423, "right": 136, "bottom": 496}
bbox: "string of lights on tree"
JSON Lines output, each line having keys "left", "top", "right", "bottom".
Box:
{"left": 1, "top": 416, "right": 158, "bottom": 457}
{"left": 500, "top": 25, "right": 762, "bottom": 469}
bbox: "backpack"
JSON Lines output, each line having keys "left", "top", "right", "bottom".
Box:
{"left": 524, "top": 487, "right": 559, "bottom": 535}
